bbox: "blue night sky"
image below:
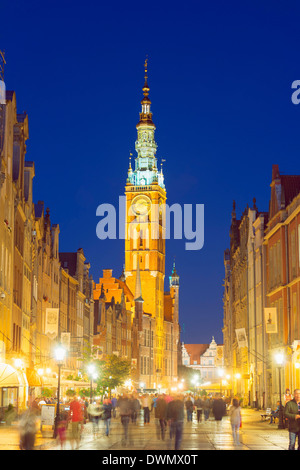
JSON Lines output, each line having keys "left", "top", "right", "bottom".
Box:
{"left": 2, "top": 0, "right": 300, "bottom": 345}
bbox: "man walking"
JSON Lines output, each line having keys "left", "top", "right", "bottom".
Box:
{"left": 69, "top": 397, "right": 84, "bottom": 449}
{"left": 284, "top": 389, "right": 300, "bottom": 450}
{"left": 167, "top": 394, "right": 184, "bottom": 450}
{"left": 118, "top": 393, "right": 133, "bottom": 446}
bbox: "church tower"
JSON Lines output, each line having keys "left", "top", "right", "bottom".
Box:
{"left": 124, "top": 59, "right": 166, "bottom": 378}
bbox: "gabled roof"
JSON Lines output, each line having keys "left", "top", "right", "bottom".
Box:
{"left": 59, "top": 253, "right": 77, "bottom": 277}
{"left": 184, "top": 344, "right": 209, "bottom": 364}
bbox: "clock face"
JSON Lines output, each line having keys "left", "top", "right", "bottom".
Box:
{"left": 131, "top": 195, "right": 151, "bottom": 216}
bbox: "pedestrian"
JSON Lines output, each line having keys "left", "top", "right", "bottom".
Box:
{"left": 284, "top": 389, "right": 300, "bottom": 450}
{"left": 212, "top": 396, "right": 226, "bottom": 423}
{"left": 167, "top": 394, "right": 184, "bottom": 450}
{"left": 111, "top": 395, "right": 118, "bottom": 418}
{"left": 269, "top": 401, "right": 280, "bottom": 424}
{"left": 194, "top": 396, "right": 203, "bottom": 423}
{"left": 57, "top": 410, "right": 68, "bottom": 449}
{"left": 118, "top": 393, "right": 133, "bottom": 446}
{"left": 102, "top": 398, "right": 112, "bottom": 436}
{"left": 228, "top": 398, "right": 242, "bottom": 445}
{"left": 87, "top": 400, "right": 102, "bottom": 437}
{"left": 19, "top": 409, "right": 38, "bottom": 450}
{"left": 203, "top": 397, "right": 211, "bottom": 421}
{"left": 129, "top": 393, "right": 140, "bottom": 424}
{"left": 30, "top": 398, "right": 41, "bottom": 415}
{"left": 142, "top": 393, "right": 150, "bottom": 424}
{"left": 285, "top": 389, "right": 292, "bottom": 405}
{"left": 69, "top": 396, "right": 84, "bottom": 449}
{"left": 185, "top": 395, "right": 194, "bottom": 422}
{"left": 155, "top": 394, "right": 168, "bottom": 440}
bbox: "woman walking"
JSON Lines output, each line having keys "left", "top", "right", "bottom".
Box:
{"left": 228, "top": 398, "right": 242, "bottom": 445}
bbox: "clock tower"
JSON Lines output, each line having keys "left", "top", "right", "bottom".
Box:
{"left": 125, "top": 59, "right": 166, "bottom": 378}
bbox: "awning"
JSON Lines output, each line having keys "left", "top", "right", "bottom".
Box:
{"left": 0, "top": 363, "right": 27, "bottom": 387}
{"left": 198, "top": 382, "right": 232, "bottom": 390}
{"left": 26, "top": 368, "right": 42, "bottom": 387}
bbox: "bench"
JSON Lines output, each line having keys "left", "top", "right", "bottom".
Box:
{"left": 261, "top": 408, "right": 272, "bottom": 421}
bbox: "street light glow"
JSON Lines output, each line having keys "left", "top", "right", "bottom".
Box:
{"left": 275, "top": 353, "right": 284, "bottom": 366}
{"left": 54, "top": 345, "right": 66, "bottom": 362}
{"left": 87, "top": 364, "right": 96, "bottom": 375}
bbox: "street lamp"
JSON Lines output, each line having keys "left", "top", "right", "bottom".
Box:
{"left": 192, "top": 374, "right": 200, "bottom": 396}
{"left": 87, "top": 364, "right": 98, "bottom": 403}
{"left": 275, "top": 353, "right": 285, "bottom": 429}
{"left": 218, "top": 368, "right": 225, "bottom": 396}
{"left": 53, "top": 344, "right": 66, "bottom": 438}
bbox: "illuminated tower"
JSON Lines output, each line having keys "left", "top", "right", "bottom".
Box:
{"left": 125, "top": 59, "right": 166, "bottom": 379}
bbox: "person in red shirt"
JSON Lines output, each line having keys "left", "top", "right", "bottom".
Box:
{"left": 285, "top": 389, "right": 292, "bottom": 405}
{"left": 69, "top": 397, "right": 84, "bottom": 449}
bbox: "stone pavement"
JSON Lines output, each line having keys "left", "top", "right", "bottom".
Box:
{"left": 0, "top": 408, "right": 290, "bottom": 451}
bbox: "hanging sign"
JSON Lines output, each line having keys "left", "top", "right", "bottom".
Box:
{"left": 45, "top": 308, "right": 59, "bottom": 339}
{"left": 264, "top": 308, "right": 277, "bottom": 334}
{"left": 235, "top": 328, "right": 248, "bottom": 348}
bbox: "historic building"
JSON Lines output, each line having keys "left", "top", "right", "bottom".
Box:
{"left": 225, "top": 201, "right": 251, "bottom": 404}
{"left": 182, "top": 338, "right": 224, "bottom": 391}
{"left": 264, "top": 165, "right": 300, "bottom": 405}
{"left": 94, "top": 62, "right": 180, "bottom": 391}
{"left": 59, "top": 248, "right": 94, "bottom": 371}
{"left": 0, "top": 64, "right": 95, "bottom": 413}
{"left": 223, "top": 165, "right": 300, "bottom": 408}
{"left": 124, "top": 62, "right": 180, "bottom": 390}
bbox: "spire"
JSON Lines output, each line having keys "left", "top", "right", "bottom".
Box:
{"left": 127, "top": 153, "right": 133, "bottom": 184}
{"left": 143, "top": 56, "right": 150, "bottom": 99}
{"left": 231, "top": 200, "right": 236, "bottom": 221}
{"left": 128, "top": 58, "right": 165, "bottom": 189}
{"left": 134, "top": 257, "right": 143, "bottom": 301}
{"left": 169, "top": 259, "right": 179, "bottom": 288}
{"left": 137, "top": 56, "right": 154, "bottom": 127}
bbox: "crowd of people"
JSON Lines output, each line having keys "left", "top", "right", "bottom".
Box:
{"left": 15, "top": 387, "right": 300, "bottom": 451}
{"left": 17, "top": 391, "right": 237, "bottom": 450}
{"left": 14, "top": 390, "right": 249, "bottom": 450}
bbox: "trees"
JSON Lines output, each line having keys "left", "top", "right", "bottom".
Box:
{"left": 96, "top": 355, "right": 131, "bottom": 396}
{"left": 82, "top": 353, "right": 131, "bottom": 396}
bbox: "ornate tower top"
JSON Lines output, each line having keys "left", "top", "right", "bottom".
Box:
{"left": 127, "top": 58, "right": 165, "bottom": 189}
{"left": 169, "top": 261, "right": 180, "bottom": 288}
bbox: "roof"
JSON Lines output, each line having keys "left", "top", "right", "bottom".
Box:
{"left": 184, "top": 344, "right": 210, "bottom": 364}
{"left": 34, "top": 201, "right": 44, "bottom": 219}
{"left": 164, "top": 292, "right": 173, "bottom": 322}
{"left": 59, "top": 253, "right": 77, "bottom": 277}
{"left": 281, "top": 175, "right": 300, "bottom": 207}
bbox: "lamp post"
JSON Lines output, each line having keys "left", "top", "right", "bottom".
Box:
{"left": 275, "top": 353, "right": 285, "bottom": 430}
{"left": 192, "top": 374, "right": 200, "bottom": 397}
{"left": 218, "top": 368, "right": 225, "bottom": 397}
{"left": 87, "top": 364, "right": 98, "bottom": 403}
{"left": 53, "top": 344, "right": 66, "bottom": 438}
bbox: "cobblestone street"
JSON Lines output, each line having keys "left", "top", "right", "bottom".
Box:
{"left": 0, "top": 408, "right": 290, "bottom": 451}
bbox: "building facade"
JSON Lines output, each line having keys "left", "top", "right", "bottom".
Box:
{"left": 0, "top": 79, "right": 95, "bottom": 413}
{"left": 223, "top": 165, "right": 300, "bottom": 408}
{"left": 182, "top": 338, "right": 224, "bottom": 391}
